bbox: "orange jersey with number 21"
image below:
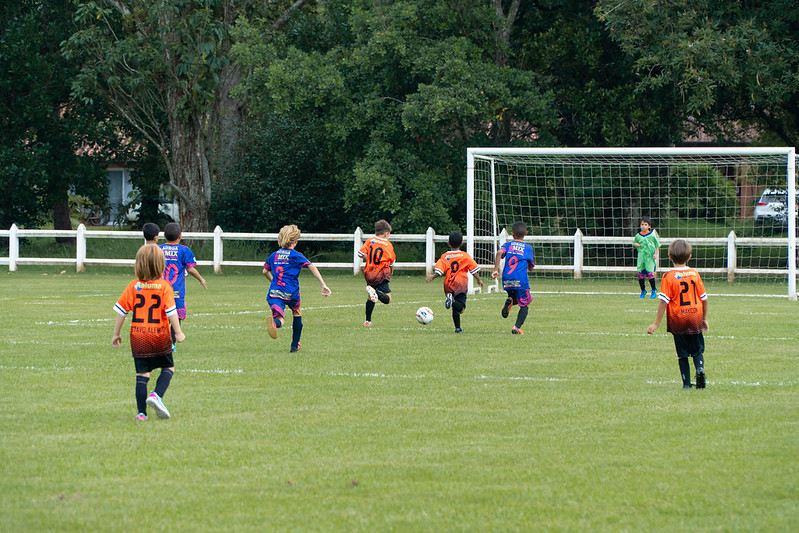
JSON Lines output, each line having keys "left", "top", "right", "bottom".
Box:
{"left": 658, "top": 267, "right": 707, "bottom": 335}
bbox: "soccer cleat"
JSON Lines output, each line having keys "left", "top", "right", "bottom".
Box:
{"left": 696, "top": 371, "right": 706, "bottom": 389}
{"left": 454, "top": 328, "right": 463, "bottom": 333}
{"left": 445, "top": 293, "right": 453, "bottom": 310}
{"left": 267, "top": 317, "right": 279, "bottom": 339}
{"left": 639, "top": 290, "right": 646, "bottom": 299}
{"left": 511, "top": 326, "right": 524, "bottom": 335}
{"left": 650, "top": 290, "right": 657, "bottom": 299}
{"left": 136, "top": 413, "right": 147, "bottom": 421}
{"left": 683, "top": 383, "right": 694, "bottom": 389}
{"left": 146, "top": 392, "right": 170, "bottom": 419}
{"left": 501, "top": 298, "right": 513, "bottom": 318}
{"left": 363, "top": 321, "right": 372, "bottom": 327}
{"left": 171, "top": 343, "right": 176, "bottom": 352}
{"left": 365, "top": 285, "right": 378, "bottom": 303}
{"left": 290, "top": 342, "right": 301, "bottom": 353}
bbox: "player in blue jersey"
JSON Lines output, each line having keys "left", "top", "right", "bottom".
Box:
{"left": 159, "top": 223, "right": 207, "bottom": 345}
{"left": 492, "top": 221, "right": 535, "bottom": 335}
{"left": 263, "top": 224, "right": 332, "bottom": 352}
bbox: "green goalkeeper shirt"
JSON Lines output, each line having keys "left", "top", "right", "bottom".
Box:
{"left": 634, "top": 230, "right": 660, "bottom": 273}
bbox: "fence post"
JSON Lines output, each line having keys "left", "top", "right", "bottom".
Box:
{"left": 353, "top": 227, "right": 362, "bottom": 275}
{"left": 727, "top": 230, "right": 737, "bottom": 282}
{"left": 213, "top": 226, "right": 223, "bottom": 274}
{"left": 9, "top": 224, "right": 18, "bottom": 272}
{"left": 425, "top": 227, "right": 435, "bottom": 275}
{"left": 76, "top": 224, "right": 86, "bottom": 272}
{"left": 573, "top": 229, "right": 583, "bottom": 279}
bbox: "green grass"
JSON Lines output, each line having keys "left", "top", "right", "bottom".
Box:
{"left": 1, "top": 269, "right": 797, "bottom": 531}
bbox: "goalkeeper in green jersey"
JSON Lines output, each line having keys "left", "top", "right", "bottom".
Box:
{"left": 633, "top": 216, "right": 660, "bottom": 299}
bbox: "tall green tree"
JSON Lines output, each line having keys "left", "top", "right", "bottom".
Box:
{"left": 596, "top": 0, "right": 799, "bottom": 146}
{"left": 65, "top": 0, "right": 312, "bottom": 231}
{"left": 233, "top": 0, "right": 558, "bottom": 232}
{"left": 0, "top": 0, "right": 110, "bottom": 231}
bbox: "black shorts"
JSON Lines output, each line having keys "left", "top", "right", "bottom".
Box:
{"left": 673, "top": 333, "right": 705, "bottom": 358}
{"left": 134, "top": 354, "right": 174, "bottom": 373}
{"left": 453, "top": 292, "right": 468, "bottom": 310}
{"left": 369, "top": 280, "right": 391, "bottom": 294}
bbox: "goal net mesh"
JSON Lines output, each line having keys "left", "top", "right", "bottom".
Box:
{"left": 470, "top": 150, "right": 796, "bottom": 290}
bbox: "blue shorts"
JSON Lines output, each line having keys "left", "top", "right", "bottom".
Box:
{"left": 505, "top": 288, "right": 533, "bottom": 308}
{"left": 267, "top": 296, "right": 301, "bottom": 320}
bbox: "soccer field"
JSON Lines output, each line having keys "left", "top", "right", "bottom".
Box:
{"left": 1, "top": 269, "right": 797, "bottom": 531}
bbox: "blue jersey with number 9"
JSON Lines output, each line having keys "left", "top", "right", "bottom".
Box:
{"left": 500, "top": 240, "right": 535, "bottom": 290}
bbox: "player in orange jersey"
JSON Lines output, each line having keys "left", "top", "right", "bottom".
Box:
{"left": 358, "top": 219, "right": 396, "bottom": 326}
{"left": 647, "top": 239, "right": 709, "bottom": 389}
{"left": 112, "top": 245, "right": 185, "bottom": 420}
{"left": 426, "top": 231, "right": 484, "bottom": 333}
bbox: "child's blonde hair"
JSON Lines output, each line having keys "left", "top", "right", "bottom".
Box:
{"left": 134, "top": 244, "right": 165, "bottom": 281}
{"left": 278, "top": 224, "right": 301, "bottom": 248}
{"left": 668, "top": 239, "right": 692, "bottom": 264}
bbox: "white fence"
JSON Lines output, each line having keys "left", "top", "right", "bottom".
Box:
{"left": 0, "top": 224, "right": 795, "bottom": 298}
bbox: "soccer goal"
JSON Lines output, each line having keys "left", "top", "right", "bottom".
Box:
{"left": 466, "top": 147, "right": 798, "bottom": 299}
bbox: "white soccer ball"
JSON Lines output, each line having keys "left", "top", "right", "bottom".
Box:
{"left": 416, "top": 306, "right": 434, "bottom": 325}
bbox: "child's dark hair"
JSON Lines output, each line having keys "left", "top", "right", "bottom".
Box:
{"left": 668, "top": 239, "right": 692, "bottom": 264}
{"left": 374, "top": 219, "right": 392, "bottom": 235}
{"left": 143, "top": 223, "right": 160, "bottom": 242}
{"left": 639, "top": 216, "right": 653, "bottom": 227}
{"left": 164, "top": 222, "right": 182, "bottom": 242}
{"left": 511, "top": 221, "right": 527, "bottom": 239}
{"left": 448, "top": 231, "right": 463, "bottom": 248}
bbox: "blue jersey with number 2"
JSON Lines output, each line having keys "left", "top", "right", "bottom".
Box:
{"left": 500, "top": 240, "right": 535, "bottom": 290}
{"left": 264, "top": 248, "right": 311, "bottom": 301}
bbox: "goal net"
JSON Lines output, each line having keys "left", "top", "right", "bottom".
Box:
{"left": 467, "top": 147, "right": 798, "bottom": 299}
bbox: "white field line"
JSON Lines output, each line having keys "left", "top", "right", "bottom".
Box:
{"left": 0, "top": 364, "right": 792, "bottom": 386}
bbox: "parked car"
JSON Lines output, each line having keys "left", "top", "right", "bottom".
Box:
{"left": 126, "top": 200, "right": 179, "bottom": 223}
{"left": 754, "top": 189, "right": 797, "bottom": 223}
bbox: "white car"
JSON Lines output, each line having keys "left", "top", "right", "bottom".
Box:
{"left": 754, "top": 189, "right": 796, "bottom": 223}
{"left": 126, "top": 201, "right": 180, "bottom": 222}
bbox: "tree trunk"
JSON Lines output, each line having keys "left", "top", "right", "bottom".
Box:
{"left": 52, "top": 187, "right": 75, "bottom": 244}
{"left": 169, "top": 118, "right": 212, "bottom": 231}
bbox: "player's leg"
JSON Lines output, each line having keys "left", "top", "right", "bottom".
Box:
{"left": 512, "top": 291, "right": 532, "bottom": 334}
{"left": 146, "top": 356, "right": 174, "bottom": 419}
{"left": 134, "top": 359, "right": 152, "bottom": 420}
{"left": 290, "top": 300, "right": 303, "bottom": 353}
{"left": 452, "top": 293, "right": 467, "bottom": 333}
{"left": 375, "top": 281, "right": 391, "bottom": 304}
{"left": 691, "top": 334, "right": 706, "bottom": 388}
{"left": 501, "top": 291, "right": 513, "bottom": 318}
{"left": 673, "top": 336, "right": 693, "bottom": 388}
{"left": 266, "top": 297, "right": 284, "bottom": 339}
{"left": 365, "top": 300, "right": 375, "bottom": 325}
{"left": 638, "top": 272, "right": 647, "bottom": 298}
{"left": 647, "top": 272, "right": 657, "bottom": 298}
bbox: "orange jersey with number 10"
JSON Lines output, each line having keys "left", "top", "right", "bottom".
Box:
{"left": 434, "top": 250, "right": 480, "bottom": 296}
{"left": 359, "top": 236, "right": 396, "bottom": 285}
{"left": 658, "top": 267, "right": 707, "bottom": 335}
{"left": 114, "top": 278, "right": 177, "bottom": 358}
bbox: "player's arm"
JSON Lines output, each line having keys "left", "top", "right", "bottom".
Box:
{"left": 262, "top": 267, "right": 273, "bottom": 281}
{"left": 111, "top": 313, "right": 127, "bottom": 347}
{"left": 425, "top": 272, "right": 440, "bottom": 283}
{"left": 187, "top": 266, "right": 207, "bottom": 289}
{"left": 473, "top": 271, "right": 485, "bottom": 288}
{"left": 492, "top": 249, "right": 504, "bottom": 279}
{"left": 701, "top": 298, "right": 709, "bottom": 333}
{"left": 646, "top": 300, "right": 667, "bottom": 334}
{"left": 307, "top": 263, "right": 331, "bottom": 297}
{"left": 168, "top": 313, "right": 186, "bottom": 343}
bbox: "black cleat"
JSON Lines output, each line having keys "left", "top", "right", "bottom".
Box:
{"left": 696, "top": 372, "right": 706, "bottom": 389}
{"left": 454, "top": 328, "right": 463, "bottom": 333}
{"left": 683, "top": 383, "right": 694, "bottom": 389}
{"left": 501, "top": 298, "right": 513, "bottom": 319}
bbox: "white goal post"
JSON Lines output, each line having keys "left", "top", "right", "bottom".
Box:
{"left": 466, "top": 147, "right": 798, "bottom": 299}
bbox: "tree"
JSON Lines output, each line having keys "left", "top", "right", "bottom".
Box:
{"left": 595, "top": 0, "right": 799, "bottom": 147}
{"left": 0, "top": 0, "right": 110, "bottom": 232}
{"left": 233, "top": 0, "right": 558, "bottom": 232}
{"left": 65, "top": 0, "right": 312, "bottom": 231}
